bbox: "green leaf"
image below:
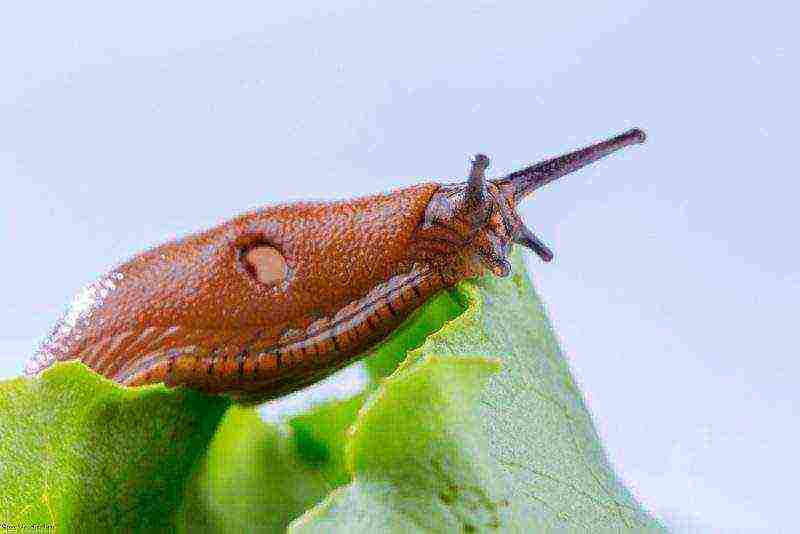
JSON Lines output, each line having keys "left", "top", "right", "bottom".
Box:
{"left": 291, "top": 356, "right": 504, "bottom": 533}
{"left": 363, "top": 289, "right": 465, "bottom": 381}
{"left": 1, "top": 247, "right": 663, "bottom": 533}
{"left": 290, "top": 249, "right": 665, "bottom": 532}
{"left": 178, "top": 395, "right": 367, "bottom": 534}
{"left": 0, "top": 362, "right": 229, "bottom": 532}
{"left": 288, "top": 393, "right": 367, "bottom": 489}
{"left": 177, "top": 405, "right": 336, "bottom": 533}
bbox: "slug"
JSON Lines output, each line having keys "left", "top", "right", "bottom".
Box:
{"left": 26, "top": 128, "right": 645, "bottom": 403}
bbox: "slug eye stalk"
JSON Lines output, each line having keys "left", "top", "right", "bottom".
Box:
{"left": 463, "top": 128, "right": 646, "bottom": 264}
{"left": 466, "top": 153, "right": 490, "bottom": 222}
{"left": 495, "top": 128, "right": 647, "bottom": 202}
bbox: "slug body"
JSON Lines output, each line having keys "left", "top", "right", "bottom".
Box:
{"left": 26, "top": 129, "right": 645, "bottom": 402}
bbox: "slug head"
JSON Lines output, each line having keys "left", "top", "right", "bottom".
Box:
{"left": 414, "top": 128, "right": 646, "bottom": 277}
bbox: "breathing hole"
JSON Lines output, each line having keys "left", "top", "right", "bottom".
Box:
{"left": 243, "top": 244, "right": 287, "bottom": 286}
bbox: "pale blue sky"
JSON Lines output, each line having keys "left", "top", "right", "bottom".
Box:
{"left": 2, "top": 2, "right": 797, "bottom": 532}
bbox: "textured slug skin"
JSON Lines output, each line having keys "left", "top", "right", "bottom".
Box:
{"left": 28, "top": 183, "right": 487, "bottom": 403}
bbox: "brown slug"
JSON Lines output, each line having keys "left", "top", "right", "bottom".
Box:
{"left": 25, "top": 128, "right": 646, "bottom": 403}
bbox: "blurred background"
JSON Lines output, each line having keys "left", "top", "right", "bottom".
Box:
{"left": 1, "top": 2, "right": 796, "bottom": 532}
